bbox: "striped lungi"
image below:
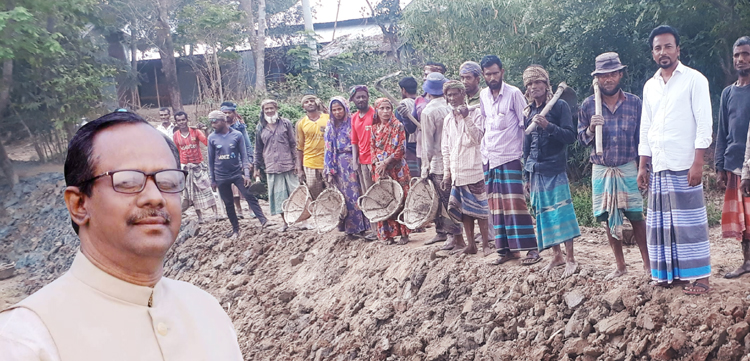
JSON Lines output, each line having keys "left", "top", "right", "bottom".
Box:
{"left": 448, "top": 180, "right": 489, "bottom": 222}
{"left": 647, "top": 170, "right": 711, "bottom": 283}
{"left": 267, "top": 170, "right": 299, "bottom": 216}
{"left": 304, "top": 167, "right": 325, "bottom": 200}
{"left": 183, "top": 163, "right": 216, "bottom": 211}
{"left": 592, "top": 161, "right": 644, "bottom": 240}
{"left": 484, "top": 160, "right": 537, "bottom": 253}
{"left": 529, "top": 171, "right": 581, "bottom": 251}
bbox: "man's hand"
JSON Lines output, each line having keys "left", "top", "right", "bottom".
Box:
{"left": 211, "top": 181, "right": 217, "bottom": 192}
{"left": 243, "top": 175, "right": 251, "bottom": 188}
{"left": 637, "top": 168, "right": 649, "bottom": 191}
{"left": 297, "top": 167, "right": 306, "bottom": 184}
{"left": 253, "top": 169, "right": 261, "bottom": 179}
{"left": 420, "top": 168, "right": 429, "bottom": 179}
{"left": 247, "top": 164, "right": 254, "bottom": 175}
{"left": 441, "top": 175, "right": 452, "bottom": 191}
{"left": 396, "top": 102, "right": 410, "bottom": 119}
{"left": 457, "top": 105, "right": 469, "bottom": 119}
{"left": 588, "top": 115, "right": 605, "bottom": 133}
{"left": 687, "top": 162, "right": 703, "bottom": 187}
{"left": 375, "top": 161, "right": 388, "bottom": 176}
{"left": 717, "top": 170, "right": 728, "bottom": 190}
{"left": 742, "top": 179, "right": 750, "bottom": 197}
{"left": 532, "top": 114, "right": 549, "bottom": 130}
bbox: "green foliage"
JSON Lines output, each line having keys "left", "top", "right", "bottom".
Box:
{"left": 569, "top": 179, "right": 597, "bottom": 228}
{"left": 174, "top": 0, "right": 244, "bottom": 53}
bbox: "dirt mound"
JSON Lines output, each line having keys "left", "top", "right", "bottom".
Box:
{"left": 2, "top": 172, "right": 750, "bottom": 360}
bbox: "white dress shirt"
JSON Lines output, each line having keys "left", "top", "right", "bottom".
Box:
{"left": 420, "top": 97, "right": 451, "bottom": 176}
{"left": 156, "top": 123, "right": 174, "bottom": 137}
{"left": 479, "top": 83, "right": 528, "bottom": 169}
{"left": 639, "top": 62, "right": 713, "bottom": 173}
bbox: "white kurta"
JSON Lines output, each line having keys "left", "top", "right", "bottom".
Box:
{"left": 0, "top": 252, "right": 243, "bottom": 361}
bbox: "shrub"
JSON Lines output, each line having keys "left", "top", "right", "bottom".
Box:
{"left": 236, "top": 101, "right": 304, "bottom": 131}
{"left": 569, "top": 180, "right": 597, "bottom": 228}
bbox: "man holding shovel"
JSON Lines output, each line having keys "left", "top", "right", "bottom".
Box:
{"left": 578, "top": 52, "right": 649, "bottom": 279}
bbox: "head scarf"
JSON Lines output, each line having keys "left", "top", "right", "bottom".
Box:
{"left": 349, "top": 85, "right": 369, "bottom": 101}
{"left": 522, "top": 65, "right": 553, "bottom": 103}
{"left": 372, "top": 98, "right": 394, "bottom": 125}
{"left": 219, "top": 101, "right": 237, "bottom": 112}
{"left": 328, "top": 96, "right": 351, "bottom": 122}
{"left": 259, "top": 99, "right": 279, "bottom": 126}
{"left": 459, "top": 61, "right": 482, "bottom": 78}
{"left": 442, "top": 80, "right": 466, "bottom": 95}
{"left": 301, "top": 95, "right": 328, "bottom": 114}
{"left": 208, "top": 110, "right": 226, "bottom": 121}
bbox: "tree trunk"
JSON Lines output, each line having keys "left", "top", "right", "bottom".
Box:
{"left": 238, "top": 0, "right": 263, "bottom": 92}
{"left": 106, "top": 31, "right": 130, "bottom": 107}
{"left": 130, "top": 21, "right": 141, "bottom": 108}
{"left": 155, "top": 0, "right": 183, "bottom": 112}
{"left": 0, "top": 59, "right": 17, "bottom": 186}
{"left": 254, "top": 0, "right": 267, "bottom": 93}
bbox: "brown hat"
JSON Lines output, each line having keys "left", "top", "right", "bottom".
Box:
{"left": 591, "top": 52, "right": 627, "bottom": 76}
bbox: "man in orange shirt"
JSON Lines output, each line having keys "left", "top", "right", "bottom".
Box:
{"left": 172, "top": 111, "right": 217, "bottom": 223}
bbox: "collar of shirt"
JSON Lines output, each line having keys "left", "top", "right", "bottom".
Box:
{"left": 653, "top": 61, "right": 686, "bottom": 82}
{"left": 603, "top": 89, "right": 627, "bottom": 114}
{"left": 70, "top": 251, "right": 159, "bottom": 307}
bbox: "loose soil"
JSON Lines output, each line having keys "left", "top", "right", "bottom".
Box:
{"left": 2, "top": 171, "right": 750, "bottom": 361}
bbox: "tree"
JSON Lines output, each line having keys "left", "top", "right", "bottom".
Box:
{"left": 364, "top": 0, "right": 401, "bottom": 63}
{"left": 155, "top": 0, "right": 183, "bottom": 111}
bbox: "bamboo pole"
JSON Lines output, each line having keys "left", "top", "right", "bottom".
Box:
{"left": 593, "top": 78, "right": 603, "bottom": 156}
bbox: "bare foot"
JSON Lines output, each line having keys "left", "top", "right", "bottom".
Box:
{"left": 605, "top": 268, "right": 627, "bottom": 280}
{"left": 441, "top": 237, "right": 457, "bottom": 250}
{"left": 459, "top": 246, "right": 478, "bottom": 255}
{"left": 542, "top": 257, "right": 565, "bottom": 273}
{"left": 482, "top": 247, "right": 494, "bottom": 257}
{"left": 396, "top": 236, "right": 410, "bottom": 245}
{"left": 562, "top": 262, "right": 578, "bottom": 278}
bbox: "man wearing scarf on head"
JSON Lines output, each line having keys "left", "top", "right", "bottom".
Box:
{"left": 254, "top": 99, "right": 299, "bottom": 232}
{"left": 221, "top": 101, "right": 256, "bottom": 219}
{"left": 296, "top": 95, "right": 329, "bottom": 199}
{"left": 522, "top": 65, "right": 581, "bottom": 279}
{"left": 459, "top": 61, "right": 483, "bottom": 106}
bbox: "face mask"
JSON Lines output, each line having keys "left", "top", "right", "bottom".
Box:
{"left": 267, "top": 113, "right": 278, "bottom": 124}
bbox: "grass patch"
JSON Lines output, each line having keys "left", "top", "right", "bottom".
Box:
{"left": 570, "top": 180, "right": 598, "bottom": 228}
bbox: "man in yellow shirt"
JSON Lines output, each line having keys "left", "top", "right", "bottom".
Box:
{"left": 296, "top": 94, "right": 329, "bottom": 199}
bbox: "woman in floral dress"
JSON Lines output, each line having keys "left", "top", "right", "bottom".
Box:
{"left": 370, "top": 98, "right": 411, "bottom": 245}
{"left": 324, "top": 96, "right": 370, "bottom": 240}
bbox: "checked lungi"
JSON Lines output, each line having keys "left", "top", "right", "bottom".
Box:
{"left": 721, "top": 173, "right": 750, "bottom": 240}
{"left": 304, "top": 166, "right": 325, "bottom": 200}
{"left": 182, "top": 163, "right": 216, "bottom": 211}
{"left": 448, "top": 180, "right": 489, "bottom": 222}
{"left": 484, "top": 160, "right": 537, "bottom": 253}
{"left": 267, "top": 170, "right": 299, "bottom": 216}
{"left": 529, "top": 171, "right": 581, "bottom": 251}
{"left": 592, "top": 161, "right": 644, "bottom": 240}
{"left": 647, "top": 170, "right": 711, "bottom": 282}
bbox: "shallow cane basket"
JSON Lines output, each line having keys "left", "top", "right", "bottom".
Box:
{"left": 309, "top": 187, "right": 347, "bottom": 233}
{"left": 357, "top": 177, "right": 405, "bottom": 223}
{"left": 282, "top": 184, "right": 312, "bottom": 224}
{"left": 397, "top": 177, "right": 440, "bottom": 230}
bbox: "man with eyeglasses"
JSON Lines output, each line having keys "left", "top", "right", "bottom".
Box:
{"left": 207, "top": 110, "right": 269, "bottom": 237}
{"left": 0, "top": 111, "right": 243, "bottom": 360}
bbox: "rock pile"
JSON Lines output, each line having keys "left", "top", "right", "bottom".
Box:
{"left": 3, "top": 172, "right": 750, "bottom": 360}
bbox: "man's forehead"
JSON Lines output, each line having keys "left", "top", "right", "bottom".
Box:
{"left": 734, "top": 45, "right": 750, "bottom": 54}
{"left": 92, "top": 123, "right": 175, "bottom": 171}
{"left": 653, "top": 34, "right": 676, "bottom": 46}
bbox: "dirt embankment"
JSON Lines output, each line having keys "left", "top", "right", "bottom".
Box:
{"left": 2, "top": 172, "right": 750, "bottom": 360}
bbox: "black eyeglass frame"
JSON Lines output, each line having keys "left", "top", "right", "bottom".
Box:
{"left": 81, "top": 169, "right": 188, "bottom": 194}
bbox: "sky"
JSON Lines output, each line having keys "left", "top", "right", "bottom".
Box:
{"left": 310, "top": 0, "right": 413, "bottom": 23}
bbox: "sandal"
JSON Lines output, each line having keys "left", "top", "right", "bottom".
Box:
{"left": 521, "top": 255, "right": 543, "bottom": 266}
{"left": 491, "top": 253, "right": 518, "bottom": 265}
{"left": 683, "top": 281, "right": 711, "bottom": 295}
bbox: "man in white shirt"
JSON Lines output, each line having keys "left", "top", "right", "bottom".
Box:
{"left": 156, "top": 107, "right": 174, "bottom": 136}
{"left": 637, "top": 25, "right": 713, "bottom": 295}
{"left": 0, "top": 111, "right": 243, "bottom": 360}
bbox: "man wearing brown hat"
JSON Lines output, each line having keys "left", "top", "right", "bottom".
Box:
{"left": 577, "top": 52, "right": 649, "bottom": 279}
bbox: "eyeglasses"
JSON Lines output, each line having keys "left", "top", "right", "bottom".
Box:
{"left": 83, "top": 169, "right": 187, "bottom": 194}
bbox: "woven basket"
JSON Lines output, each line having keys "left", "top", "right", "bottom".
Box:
{"left": 357, "top": 177, "right": 404, "bottom": 223}
{"left": 282, "top": 184, "right": 312, "bottom": 224}
{"left": 398, "top": 177, "right": 440, "bottom": 230}
{"left": 309, "top": 187, "right": 347, "bottom": 233}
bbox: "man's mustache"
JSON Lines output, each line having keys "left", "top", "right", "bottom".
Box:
{"left": 127, "top": 209, "right": 172, "bottom": 225}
